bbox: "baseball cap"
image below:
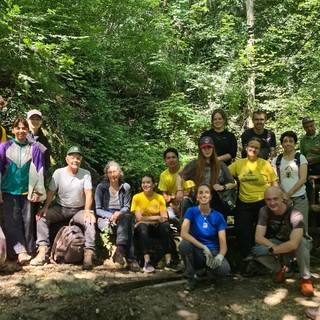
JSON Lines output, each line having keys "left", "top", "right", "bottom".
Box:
{"left": 302, "top": 117, "right": 314, "bottom": 125}
{"left": 27, "top": 109, "right": 42, "bottom": 119}
{"left": 67, "top": 146, "right": 82, "bottom": 155}
{"left": 199, "top": 136, "right": 214, "bottom": 148}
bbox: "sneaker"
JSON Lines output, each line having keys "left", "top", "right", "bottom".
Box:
{"left": 127, "top": 260, "right": 142, "bottom": 272}
{"left": 300, "top": 278, "right": 314, "bottom": 297}
{"left": 305, "top": 306, "right": 320, "bottom": 319}
{"left": 18, "top": 252, "right": 31, "bottom": 266}
{"left": 273, "top": 264, "right": 286, "bottom": 283}
{"left": 112, "top": 248, "right": 125, "bottom": 266}
{"left": 164, "top": 261, "right": 180, "bottom": 272}
{"left": 143, "top": 262, "right": 155, "bottom": 273}
{"left": 184, "top": 276, "right": 198, "bottom": 293}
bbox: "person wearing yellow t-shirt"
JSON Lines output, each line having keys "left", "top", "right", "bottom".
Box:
{"left": 228, "top": 137, "right": 278, "bottom": 259}
{"left": 158, "top": 148, "right": 195, "bottom": 220}
{"left": 131, "top": 174, "right": 179, "bottom": 273}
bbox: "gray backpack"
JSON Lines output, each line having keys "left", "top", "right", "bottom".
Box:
{"left": 50, "top": 220, "right": 85, "bottom": 264}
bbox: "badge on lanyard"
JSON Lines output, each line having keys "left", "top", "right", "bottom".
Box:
{"left": 203, "top": 222, "right": 208, "bottom": 229}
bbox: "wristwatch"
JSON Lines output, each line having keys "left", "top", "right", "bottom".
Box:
{"left": 268, "top": 246, "right": 274, "bottom": 254}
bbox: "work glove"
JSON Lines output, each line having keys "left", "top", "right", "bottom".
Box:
{"left": 209, "top": 254, "right": 224, "bottom": 269}
{"left": 202, "top": 245, "right": 214, "bottom": 268}
{"left": 251, "top": 245, "right": 270, "bottom": 257}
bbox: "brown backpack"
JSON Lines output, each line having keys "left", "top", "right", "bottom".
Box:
{"left": 50, "top": 220, "right": 85, "bottom": 264}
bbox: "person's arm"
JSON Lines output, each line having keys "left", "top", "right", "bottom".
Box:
{"left": 36, "top": 189, "right": 55, "bottom": 220}
{"left": 134, "top": 210, "right": 165, "bottom": 224}
{"left": 272, "top": 228, "right": 303, "bottom": 254}
{"left": 218, "top": 132, "right": 237, "bottom": 163}
{"left": 269, "top": 131, "right": 277, "bottom": 159}
{"left": 83, "top": 188, "right": 95, "bottom": 224}
{"left": 119, "top": 183, "right": 131, "bottom": 214}
{"left": 286, "top": 163, "right": 308, "bottom": 198}
{"left": 94, "top": 185, "right": 113, "bottom": 219}
{"left": 217, "top": 153, "right": 232, "bottom": 163}
{"left": 213, "top": 163, "right": 236, "bottom": 191}
{"left": 255, "top": 224, "right": 277, "bottom": 248}
{"left": 180, "top": 218, "right": 205, "bottom": 250}
{"left": 217, "top": 229, "right": 227, "bottom": 256}
{"left": 176, "top": 174, "right": 184, "bottom": 202}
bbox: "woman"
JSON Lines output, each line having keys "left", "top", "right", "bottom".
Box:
{"left": 131, "top": 174, "right": 178, "bottom": 273}
{"left": 27, "top": 109, "right": 51, "bottom": 175}
{"left": 0, "top": 118, "right": 45, "bottom": 265}
{"left": 272, "top": 131, "right": 309, "bottom": 233}
{"left": 95, "top": 161, "right": 140, "bottom": 272}
{"left": 200, "top": 109, "right": 237, "bottom": 166}
{"left": 176, "top": 136, "right": 236, "bottom": 218}
{"left": 228, "top": 137, "right": 278, "bottom": 259}
{"left": 180, "top": 184, "right": 230, "bottom": 292}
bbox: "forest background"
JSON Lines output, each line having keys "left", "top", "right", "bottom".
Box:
{"left": 1, "top": 0, "right": 320, "bottom": 192}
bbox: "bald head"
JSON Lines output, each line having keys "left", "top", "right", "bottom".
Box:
{"left": 264, "top": 186, "right": 286, "bottom": 214}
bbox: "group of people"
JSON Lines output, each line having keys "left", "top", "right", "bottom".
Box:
{"left": 1, "top": 104, "right": 320, "bottom": 310}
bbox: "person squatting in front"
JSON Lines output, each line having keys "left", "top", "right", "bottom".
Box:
{"left": 95, "top": 161, "right": 141, "bottom": 272}
{"left": 251, "top": 186, "right": 313, "bottom": 297}
{"left": 179, "top": 184, "right": 230, "bottom": 292}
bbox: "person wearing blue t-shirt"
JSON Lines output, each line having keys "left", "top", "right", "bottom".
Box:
{"left": 179, "top": 184, "right": 230, "bottom": 292}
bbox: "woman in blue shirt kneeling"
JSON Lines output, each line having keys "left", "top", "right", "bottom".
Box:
{"left": 180, "top": 184, "right": 230, "bottom": 292}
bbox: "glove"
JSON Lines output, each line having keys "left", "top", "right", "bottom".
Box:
{"left": 209, "top": 254, "right": 224, "bottom": 269}
{"left": 251, "top": 245, "right": 270, "bottom": 257}
{"left": 202, "top": 245, "right": 214, "bottom": 268}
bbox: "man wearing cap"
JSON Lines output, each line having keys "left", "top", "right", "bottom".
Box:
{"left": 26, "top": 109, "right": 51, "bottom": 175}
{"left": 30, "top": 146, "right": 96, "bottom": 270}
{"left": 241, "top": 110, "right": 277, "bottom": 160}
{"left": 300, "top": 117, "right": 320, "bottom": 175}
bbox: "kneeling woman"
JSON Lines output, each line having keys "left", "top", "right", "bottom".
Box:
{"left": 131, "top": 174, "right": 178, "bottom": 273}
{"left": 180, "top": 184, "right": 230, "bottom": 292}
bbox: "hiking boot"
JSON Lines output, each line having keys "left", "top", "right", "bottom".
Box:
{"left": 30, "top": 246, "right": 49, "bottom": 266}
{"left": 305, "top": 306, "right": 320, "bottom": 319}
{"left": 273, "top": 264, "right": 286, "bottom": 283}
{"left": 112, "top": 248, "right": 125, "bottom": 266}
{"left": 127, "top": 260, "right": 142, "bottom": 272}
{"left": 300, "top": 278, "right": 314, "bottom": 297}
{"left": 18, "top": 252, "right": 32, "bottom": 266}
{"left": 184, "top": 275, "right": 198, "bottom": 293}
{"left": 164, "top": 260, "right": 180, "bottom": 272}
{"left": 82, "top": 250, "right": 94, "bottom": 270}
{"left": 143, "top": 262, "right": 155, "bottom": 273}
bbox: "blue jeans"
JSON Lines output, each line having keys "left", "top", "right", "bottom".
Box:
{"left": 179, "top": 240, "right": 230, "bottom": 280}
{"left": 36, "top": 204, "right": 95, "bottom": 251}
{"left": 3, "top": 193, "right": 34, "bottom": 255}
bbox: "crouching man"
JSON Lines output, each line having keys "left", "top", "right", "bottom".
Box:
{"left": 251, "top": 186, "right": 313, "bottom": 297}
{"left": 30, "top": 146, "right": 95, "bottom": 270}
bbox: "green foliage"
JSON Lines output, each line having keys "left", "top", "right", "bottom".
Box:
{"left": 1, "top": 0, "right": 320, "bottom": 195}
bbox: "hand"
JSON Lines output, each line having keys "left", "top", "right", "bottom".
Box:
{"left": 209, "top": 254, "right": 224, "bottom": 269}
{"left": 251, "top": 245, "right": 270, "bottom": 257}
{"left": 36, "top": 207, "right": 47, "bottom": 221}
{"left": 213, "top": 184, "right": 224, "bottom": 191}
{"left": 84, "top": 210, "right": 96, "bottom": 224}
{"left": 31, "top": 192, "right": 40, "bottom": 203}
{"left": 309, "top": 148, "right": 320, "bottom": 155}
{"left": 158, "top": 216, "right": 166, "bottom": 223}
{"left": 202, "top": 245, "right": 214, "bottom": 268}
{"left": 176, "top": 190, "right": 184, "bottom": 203}
{"left": 110, "top": 211, "right": 121, "bottom": 223}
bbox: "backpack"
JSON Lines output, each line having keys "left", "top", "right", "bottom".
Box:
{"left": 50, "top": 220, "right": 85, "bottom": 264}
{"left": 275, "top": 152, "right": 301, "bottom": 182}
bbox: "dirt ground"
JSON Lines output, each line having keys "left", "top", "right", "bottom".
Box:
{"left": 0, "top": 255, "right": 319, "bottom": 320}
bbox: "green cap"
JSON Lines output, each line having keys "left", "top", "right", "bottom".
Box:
{"left": 67, "top": 146, "right": 82, "bottom": 155}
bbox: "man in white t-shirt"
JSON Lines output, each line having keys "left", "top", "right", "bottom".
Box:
{"left": 30, "top": 146, "right": 95, "bottom": 270}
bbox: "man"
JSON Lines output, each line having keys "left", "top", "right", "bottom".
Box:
{"left": 158, "top": 147, "right": 195, "bottom": 219}
{"left": 251, "top": 186, "right": 313, "bottom": 297}
{"left": 300, "top": 117, "right": 320, "bottom": 175}
{"left": 30, "top": 146, "right": 95, "bottom": 270}
{"left": 241, "top": 110, "right": 276, "bottom": 160}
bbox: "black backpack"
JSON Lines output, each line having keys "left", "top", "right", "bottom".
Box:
{"left": 50, "top": 220, "right": 85, "bottom": 264}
